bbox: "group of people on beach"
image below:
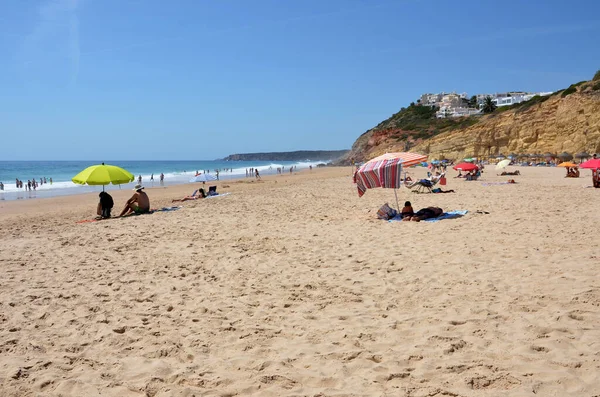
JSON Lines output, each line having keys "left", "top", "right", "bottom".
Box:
{"left": 565, "top": 167, "right": 580, "bottom": 178}
{"left": 13, "top": 177, "right": 52, "bottom": 191}
{"left": 378, "top": 201, "right": 443, "bottom": 222}
{"left": 276, "top": 165, "right": 296, "bottom": 174}
{"left": 96, "top": 184, "right": 150, "bottom": 219}
{"left": 400, "top": 201, "right": 444, "bottom": 222}
{"left": 137, "top": 173, "right": 165, "bottom": 185}
{"left": 245, "top": 168, "right": 262, "bottom": 179}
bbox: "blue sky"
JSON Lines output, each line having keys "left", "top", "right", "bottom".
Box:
{"left": 1, "top": 0, "right": 599, "bottom": 160}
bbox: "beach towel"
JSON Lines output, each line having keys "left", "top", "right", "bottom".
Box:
{"left": 482, "top": 181, "right": 516, "bottom": 186}
{"left": 421, "top": 210, "right": 468, "bottom": 222}
{"left": 205, "top": 192, "right": 231, "bottom": 199}
{"left": 388, "top": 210, "right": 468, "bottom": 223}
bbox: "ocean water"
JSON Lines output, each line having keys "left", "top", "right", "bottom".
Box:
{"left": 0, "top": 160, "right": 326, "bottom": 201}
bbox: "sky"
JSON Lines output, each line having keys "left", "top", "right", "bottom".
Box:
{"left": 0, "top": 0, "right": 599, "bottom": 161}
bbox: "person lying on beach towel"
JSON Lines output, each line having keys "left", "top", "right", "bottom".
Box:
{"left": 403, "top": 207, "right": 443, "bottom": 222}
{"left": 431, "top": 188, "right": 455, "bottom": 193}
{"left": 172, "top": 188, "right": 206, "bottom": 202}
{"left": 119, "top": 184, "right": 150, "bottom": 216}
{"left": 500, "top": 170, "right": 520, "bottom": 176}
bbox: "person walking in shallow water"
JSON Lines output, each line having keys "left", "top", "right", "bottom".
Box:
{"left": 255, "top": 168, "right": 261, "bottom": 180}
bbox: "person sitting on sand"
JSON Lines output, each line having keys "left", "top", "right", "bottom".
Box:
{"left": 119, "top": 184, "right": 150, "bottom": 216}
{"left": 400, "top": 201, "right": 414, "bottom": 219}
{"left": 565, "top": 167, "right": 580, "bottom": 178}
{"left": 172, "top": 188, "right": 206, "bottom": 202}
{"left": 403, "top": 207, "right": 443, "bottom": 222}
{"left": 97, "top": 191, "right": 114, "bottom": 218}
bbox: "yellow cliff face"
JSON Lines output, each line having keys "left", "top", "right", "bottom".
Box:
{"left": 342, "top": 79, "right": 600, "bottom": 164}
{"left": 413, "top": 90, "right": 600, "bottom": 159}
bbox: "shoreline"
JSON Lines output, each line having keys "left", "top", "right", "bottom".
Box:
{"left": 0, "top": 161, "right": 324, "bottom": 202}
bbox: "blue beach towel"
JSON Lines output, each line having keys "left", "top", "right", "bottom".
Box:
{"left": 389, "top": 210, "right": 468, "bottom": 223}
{"left": 422, "top": 210, "right": 468, "bottom": 222}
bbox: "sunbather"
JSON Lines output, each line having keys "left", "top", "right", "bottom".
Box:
{"left": 119, "top": 184, "right": 150, "bottom": 216}
{"left": 403, "top": 206, "right": 443, "bottom": 222}
{"left": 500, "top": 170, "right": 520, "bottom": 176}
{"left": 172, "top": 188, "right": 206, "bottom": 202}
{"left": 565, "top": 168, "right": 580, "bottom": 178}
{"left": 400, "top": 201, "right": 414, "bottom": 219}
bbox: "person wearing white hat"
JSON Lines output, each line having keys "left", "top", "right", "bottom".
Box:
{"left": 119, "top": 184, "right": 150, "bottom": 217}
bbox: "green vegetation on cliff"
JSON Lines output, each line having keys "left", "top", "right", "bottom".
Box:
{"left": 375, "top": 103, "right": 479, "bottom": 140}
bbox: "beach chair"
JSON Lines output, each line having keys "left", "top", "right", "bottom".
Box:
{"left": 208, "top": 186, "right": 218, "bottom": 196}
{"left": 407, "top": 174, "right": 443, "bottom": 194}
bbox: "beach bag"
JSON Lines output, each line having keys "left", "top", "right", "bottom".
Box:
{"left": 377, "top": 203, "right": 397, "bottom": 220}
{"left": 440, "top": 176, "right": 446, "bottom": 185}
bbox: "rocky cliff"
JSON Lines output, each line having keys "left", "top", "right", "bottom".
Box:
{"left": 341, "top": 75, "right": 600, "bottom": 163}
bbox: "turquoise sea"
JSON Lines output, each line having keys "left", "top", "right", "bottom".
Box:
{"left": 0, "top": 159, "right": 325, "bottom": 201}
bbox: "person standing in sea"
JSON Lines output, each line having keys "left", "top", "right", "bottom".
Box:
{"left": 160, "top": 173, "right": 164, "bottom": 185}
{"left": 138, "top": 175, "right": 142, "bottom": 185}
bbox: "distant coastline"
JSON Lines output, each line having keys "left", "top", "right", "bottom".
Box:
{"left": 222, "top": 150, "right": 349, "bottom": 162}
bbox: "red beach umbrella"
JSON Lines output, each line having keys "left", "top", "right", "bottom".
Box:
{"left": 579, "top": 159, "right": 600, "bottom": 169}
{"left": 453, "top": 162, "right": 479, "bottom": 172}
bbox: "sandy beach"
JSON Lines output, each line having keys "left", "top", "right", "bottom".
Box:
{"left": 1, "top": 165, "right": 599, "bottom": 396}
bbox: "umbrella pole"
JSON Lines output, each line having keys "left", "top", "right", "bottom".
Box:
{"left": 393, "top": 188, "right": 400, "bottom": 212}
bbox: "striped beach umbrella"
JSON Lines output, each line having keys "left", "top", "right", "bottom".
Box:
{"left": 353, "top": 152, "right": 427, "bottom": 208}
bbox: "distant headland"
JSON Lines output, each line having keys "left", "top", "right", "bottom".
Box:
{"left": 222, "top": 150, "right": 349, "bottom": 162}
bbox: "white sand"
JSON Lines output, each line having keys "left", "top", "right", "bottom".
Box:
{"left": 1, "top": 166, "right": 599, "bottom": 396}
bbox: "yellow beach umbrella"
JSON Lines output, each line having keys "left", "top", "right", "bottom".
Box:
{"left": 557, "top": 162, "right": 578, "bottom": 168}
{"left": 72, "top": 162, "right": 135, "bottom": 191}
